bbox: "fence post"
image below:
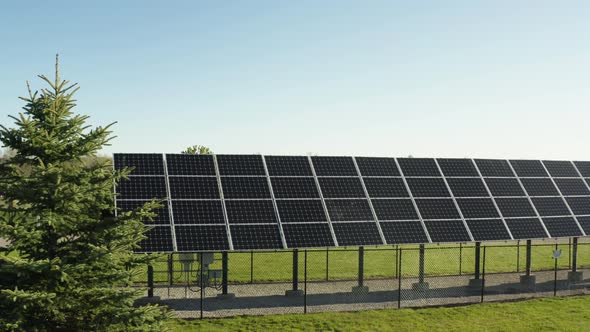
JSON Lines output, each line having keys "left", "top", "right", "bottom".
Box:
{"left": 250, "top": 250, "right": 254, "bottom": 284}
{"left": 569, "top": 238, "right": 572, "bottom": 270}
{"left": 147, "top": 264, "right": 154, "bottom": 298}
{"left": 480, "top": 246, "right": 486, "bottom": 303}
{"left": 554, "top": 243, "right": 558, "bottom": 297}
{"left": 325, "top": 247, "right": 329, "bottom": 281}
{"left": 398, "top": 248, "right": 402, "bottom": 309}
{"left": 516, "top": 240, "right": 520, "bottom": 272}
{"left": 459, "top": 243, "right": 463, "bottom": 275}
{"left": 304, "top": 250, "right": 308, "bottom": 314}
{"left": 395, "top": 246, "right": 398, "bottom": 278}
{"left": 199, "top": 252, "right": 204, "bottom": 319}
{"left": 168, "top": 254, "right": 174, "bottom": 287}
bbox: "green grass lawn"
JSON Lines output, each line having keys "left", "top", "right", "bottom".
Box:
{"left": 140, "top": 239, "right": 590, "bottom": 284}
{"left": 166, "top": 295, "right": 590, "bottom": 331}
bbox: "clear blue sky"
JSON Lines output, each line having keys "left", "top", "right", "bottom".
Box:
{"left": 1, "top": 1, "right": 590, "bottom": 159}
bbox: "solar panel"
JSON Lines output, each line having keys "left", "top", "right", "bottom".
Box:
{"left": 114, "top": 154, "right": 590, "bottom": 252}
{"left": 363, "top": 177, "right": 409, "bottom": 198}
{"left": 565, "top": 197, "right": 590, "bottom": 215}
{"left": 474, "top": 159, "right": 514, "bottom": 177}
{"left": 371, "top": 199, "right": 419, "bottom": 220}
{"left": 221, "top": 177, "right": 271, "bottom": 199}
{"left": 282, "top": 223, "right": 335, "bottom": 248}
{"left": 332, "top": 222, "right": 383, "bottom": 246}
{"left": 456, "top": 198, "right": 500, "bottom": 219}
{"left": 318, "top": 177, "right": 366, "bottom": 198}
{"left": 171, "top": 200, "right": 225, "bottom": 224}
{"left": 276, "top": 200, "right": 327, "bottom": 223}
{"left": 576, "top": 216, "right": 590, "bottom": 234}
{"left": 169, "top": 177, "right": 219, "bottom": 199}
{"left": 485, "top": 178, "right": 525, "bottom": 196}
{"left": 504, "top": 218, "right": 548, "bottom": 239}
{"left": 437, "top": 159, "right": 479, "bottom": 177}
{"left": 325, "top": 199, "right": 374, "bottom": 221}
{"left": 114, "top": 153, "right": 165, "bottom": 175}
{"left": 397, "top": 158, "right": 441, "bottom": 176}
{"left": 355, "top": 157, "right": 400, "bottom": 176}
{"left": 175, "top": 225, "right": 229, "bottom": 251}
{"left": 136, "top": 226, "right": 174, "bottom": 252}
{"left": 495, "top": 198, "right": 537, "bottom": 217}
{"left": 165, "top": 154, "right": 216, "bottom": 175}
{"left": 230, "top": 224, "right": 283, "bottom": 250}
{"left": 446, "top": 178, "right": 489, "bottom": 197}
{"left": 116, "top": 176, "right": 168, "bottom": 199}
{"left": 541, "top": 217, "right": 583, "bottom": 238}
{"left": 380, "top": 221, "right": 429, "bottom": 244}
{"left": 311, "top": 156, "right": 357, "bottom": 176}
{"left": 509, "top": 160, "right": 549, "bottom": 177}
{"left": 466, "top": 219, "right": 511, "bottom": 241}
{"left": 423, "top": 220, "right": 471, "bottom": 243}
{"left": 520, "top": 178, "right": 559, "bottom": 196}
{"left": 264, "top": 156, "right": 313, "bottom": 176}
{"left": 270, "top": 177, "right": 320, "bottom": 199}
{"left": 406, "top": 178, "right": 451, "bottom": 197}
{"left": 554, "top": 178, "right": 590, "bottom": 196}
{"left": 415, "top": 199, "right": 460, "bottom": 219}
{"left": 573, "top": 161, "right": 590, "bottom": 177}
{"left": 531, "top": 197, "right": 571, "bottom": 217}
{"left": 542, "top": 160, "right": 579, "bottom": 178}
{"left": 217, "top": 155, "right": 266, "bottom": 175}
{"left": 225, "top": 200, "right": 277, "bottom": 224}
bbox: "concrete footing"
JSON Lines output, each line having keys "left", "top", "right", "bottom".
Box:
{"left": 216, "top": 293, "right": 236, "bottom": 300}
{"left": 568, "top": 271, "right": 584, "bottom": 284}
{"left": 285, "top": 289, "right": 304, "bottom": 297}
{"left": 520, "top": 275, "right": 536, "bottom": 291}
{"left": 412, "top": 282, "right": 430, "bottom": 291}
{"left": 468, "top": 278, "right": 483, "bottom": 289}
{"left": 351, "top": 286, "right": 369, "bottom": 294}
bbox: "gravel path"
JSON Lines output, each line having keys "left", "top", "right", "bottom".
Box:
{"left": 145, "top": 268, "right": 590, "bottom": 318}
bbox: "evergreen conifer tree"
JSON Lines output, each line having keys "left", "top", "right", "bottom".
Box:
{"left": 0, "top": 57, "right": 169, "bottom": 331}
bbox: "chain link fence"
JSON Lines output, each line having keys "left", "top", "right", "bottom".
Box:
{"left": 135, "top": 239, "right": 590, "bottom": 318}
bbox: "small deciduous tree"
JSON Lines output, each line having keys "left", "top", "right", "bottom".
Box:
{"left": 181, "top": 145, "right": 212, "bottom": 155}
{"left": 0, "top": 57, "right": 169, "bottom": 331}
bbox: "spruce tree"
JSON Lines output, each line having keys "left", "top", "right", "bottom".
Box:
{"left": 0, "top": 57, "right": 170, "bottom": 331}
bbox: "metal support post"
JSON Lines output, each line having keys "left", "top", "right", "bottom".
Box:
{"left": 520, "top": 239, "right": 535, "bottom": 291}
{"left": 352, "top": 246, "right": 369, "bottom": 293}
{"left": 469, "top": 242, "right": 483, "bottom": 289}
{"left": 217, "top": 251, "right": 235, "bottom": 299}
{"left": 286, "top": 249, "right": 303, "bottom": 296}
{"left": 568, "top": 237, "right": 583, "bottom": 283}
{"left": 526, "top": 240, "right": 532, "bottom": 276}
{"left": 412, "top": 244, "right": 429, "bottom": 290}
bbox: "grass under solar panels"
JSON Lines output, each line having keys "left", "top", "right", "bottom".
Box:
{"left": 135, "top": 240, "right": 590, "bottom": 284}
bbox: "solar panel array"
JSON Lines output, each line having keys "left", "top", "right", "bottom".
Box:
{"left": 114, "top": 154, "right": 590, "bottom": 252}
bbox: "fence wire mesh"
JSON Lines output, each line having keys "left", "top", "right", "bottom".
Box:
{"left": 135, "top": 240, "right": 590, "bottom": 318}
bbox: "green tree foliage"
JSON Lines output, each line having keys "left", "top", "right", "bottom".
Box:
{"left": 0, "top": 58, "right": 170, "bottom": 331}
{"left": 182, "top": 145, "right": 213, "bottom": 155}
